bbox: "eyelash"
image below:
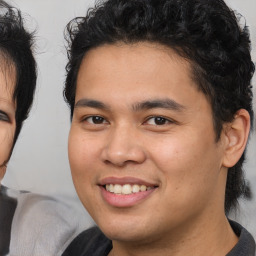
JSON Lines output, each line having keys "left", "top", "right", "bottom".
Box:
{"left": 144, "top": 116, "right": 174, "bottom": 126}
{"left": 83, "top": 115, "right": 108, "bottom": 125}
{"left": 0, "top": 110, "right": 10, "bottom": 122}
{"left": 82, "top": 115, "right": 174, "bottom": 126}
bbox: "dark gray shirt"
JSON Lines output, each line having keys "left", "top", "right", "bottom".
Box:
{"left": 62, "top": 220, "right": 256, "bottom": 256}
{"left": 0, "top": 186, "right": 18, "bottom": 255}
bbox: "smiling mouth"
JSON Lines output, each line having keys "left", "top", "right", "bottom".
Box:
{"left": 104, "top": 184, "right": 156, "bottom": 195}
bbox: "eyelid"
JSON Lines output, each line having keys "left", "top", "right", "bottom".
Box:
{"left": 0, "top": 110, "right": 10, "bottom": 122}
{"left": 82, "top": 115, "right": 109, "bottom": 124}
{"left": 143, "top": 115, "right": 175, "bottom": 125}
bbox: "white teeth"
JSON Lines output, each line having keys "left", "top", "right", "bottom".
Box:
{"left": 140, "top": 185, "right": 147, "bottom": 192}
{"left": 113, "top": 184, "right": 122, "bottom": 194}
{"left": 122, "top": 184, "right": 132, "bottom": 194}
{"left": 132, "top": 184, "right": 140, "bottom": 193}
{"left": 109, "top": 184, "right": 114, "bottom": 192}
{"left": 105, "top": 184, "right": 154, "bottom": 195}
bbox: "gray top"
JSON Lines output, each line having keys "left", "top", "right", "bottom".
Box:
{"left": 0, "top": 186, "right": 80, "bottom": 256}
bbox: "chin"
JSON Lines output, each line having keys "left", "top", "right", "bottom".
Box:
{"left": 103, "top": 228, "right": 144, "bottom": 243}
{"left": 97, "top": 215, "right": 153, "bottom": 243}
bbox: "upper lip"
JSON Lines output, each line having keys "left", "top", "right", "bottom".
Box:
{"left": 98, "top": 176, "right": 158, "bottom": 187}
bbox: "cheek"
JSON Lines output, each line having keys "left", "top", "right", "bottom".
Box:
{"left": 68, "top": 129, "right": 101, "bottom": 182}
{"left": 0, "top": 129, "right": 14, "bottom": 160}
{"left": 146, "top": 134, "right": 223, "bottom": 219}
{"left": 68, "top": 130, "right": 106, "bottom": 217}
{"left": 148, "top": 133, "right": 201, "bottom": 170}
{"left": 148, "top": 131, "right": 221, "bottom": 190}
{"left": 0, "top": 128, "right": 14, "bottom": 180}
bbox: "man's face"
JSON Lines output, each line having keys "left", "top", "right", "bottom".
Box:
{"left": 69, "top": 42, "right": 227, "bottom": 243}
{"left": 0, "top": 67, "right": 16, "bottom": 180}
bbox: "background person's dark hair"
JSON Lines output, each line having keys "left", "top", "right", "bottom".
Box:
{"left": 64, "top": 0, "right": 255, "bottom": 213}
{"left": 0, "top": 0, "right": 37, "bottom": 157}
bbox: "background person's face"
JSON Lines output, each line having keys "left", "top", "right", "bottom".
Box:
{"left": 0, "top": 67, "right": 16, "bottom": 180}
{"left": 68, "top": 43, "right": 228, "bottom": 244}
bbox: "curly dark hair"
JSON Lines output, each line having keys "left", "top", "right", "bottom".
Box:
{"left": 64, "top": 0, "right": 255, "bottom": 213}
{"left": 0, "top": 0, "right": 37, "bottom": 159}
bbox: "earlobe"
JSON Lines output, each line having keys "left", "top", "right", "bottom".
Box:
{"left": 222, "top": 109, "right": 250, "bottom": 168}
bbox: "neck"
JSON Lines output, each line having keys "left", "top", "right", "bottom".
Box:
{"left": 109, "top": 215, "right": 238, "bottom": 256}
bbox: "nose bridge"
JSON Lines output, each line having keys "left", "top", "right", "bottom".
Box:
{"left": 101, "top": 123, "right": 146, "bottom": 166}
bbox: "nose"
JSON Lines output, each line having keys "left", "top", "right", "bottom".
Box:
{"left": 100, "top": 126, "right": 146, "bottom": 167}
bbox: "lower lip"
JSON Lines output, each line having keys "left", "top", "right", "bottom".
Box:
{"left": 100, "top": 186, "right": 156, "bottom": 207}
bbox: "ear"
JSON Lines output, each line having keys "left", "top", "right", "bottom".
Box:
{"left": 222, "top": 109, "right": 250, "bottom": 168}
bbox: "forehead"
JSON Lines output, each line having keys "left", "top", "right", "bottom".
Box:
{"left": 75, "top": 42, "right": 207, "bottom": 107}
{"left": 0, "top": 56, "right": 16, "bottom": 100}
{"left": 79, "top": 42, "right": 191, "bottom": 78}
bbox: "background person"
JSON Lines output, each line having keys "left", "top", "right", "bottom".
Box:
{"left": 0, "top": 1, "right": 80, "bottom": 255}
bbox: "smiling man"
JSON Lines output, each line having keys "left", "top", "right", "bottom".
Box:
{"left": 62, "top": 0, "right": 255, "bottom": 255}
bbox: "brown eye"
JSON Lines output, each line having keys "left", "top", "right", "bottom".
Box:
{"left": 146, "top": 116, "right": 171, "bottom": 125}
{"left": 154, "top": 117, "right": 167, "bottom": 125}
{"left": 84, "top": 116, "right": 107, "bottom": 124}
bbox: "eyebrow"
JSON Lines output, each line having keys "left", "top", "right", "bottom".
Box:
{"left": 74, "top": 98, "right": 186, "bottom": 112}
{"left": 75, "top": 99, "right": 109, "bottom": 110}
{"left": 132, "top": 98, "right": 186, "bottom": 112}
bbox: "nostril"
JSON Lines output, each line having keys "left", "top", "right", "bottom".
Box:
{"left": 101, "top": 145, "right": 147, "bottom": 167}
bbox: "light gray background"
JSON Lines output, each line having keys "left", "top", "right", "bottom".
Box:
{"left": 2, "top": 0, "right": 256, "bottom": 236}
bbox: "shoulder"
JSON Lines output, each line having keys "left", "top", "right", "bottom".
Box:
{"left": 227, "top": 220, "right": 256, "bottom": 256}
{"left": 62, "top": 226, "right": 112, "bottom": 256}
{"left": 9, "top": 193, "right": 79, "bottom": 256}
